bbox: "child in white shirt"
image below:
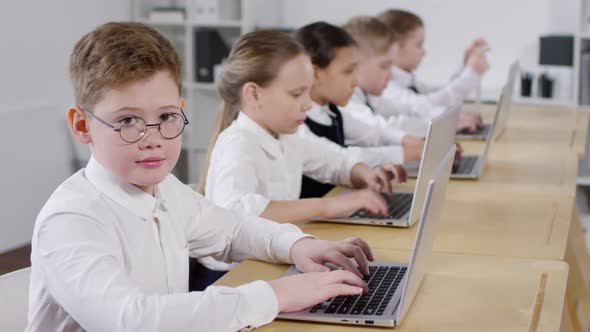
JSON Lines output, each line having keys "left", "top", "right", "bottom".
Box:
{"left": 199, "top": 30, "right": 406, "bottom": 281}
{"left": 376, "top": 9, "right": 490, "bottom": 133}
{"left": 27, "top": 22, "right": 376, "bottom": 332}
{"left": 293, "top": 21, "right": 419, "bottom": 197}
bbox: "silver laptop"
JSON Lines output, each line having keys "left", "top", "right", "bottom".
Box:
{"left": 455, "top": 61, "right": 520, "bottom": 141}
{"left": 319, "top": 110, "right": 457, "bottom": 227}
{"left": 408, "top": 82, "right": 511, "bottom": 180}
{"left": 455, "top": 122, "right": 493, "bottom": 141}
{"left": 278, "top": 145, "right": 456, "bottom": 327}
{"left": 450, "top": 82, "right": 516, "bottom": 179}
{"left": 492, "top": 60, "right": 519, "bottom": 141}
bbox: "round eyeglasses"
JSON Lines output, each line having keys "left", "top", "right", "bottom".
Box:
{"left": 82, "top": 108, "right": 189, "bottom": 143}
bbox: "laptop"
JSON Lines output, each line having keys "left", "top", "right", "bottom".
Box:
{"left": 455, "top": 61, "right": 520, "bottom": 141}
{"left": 492, "top": 60, "right": 519, "bottom": 141}
{"left": 407, "top": 83, "right": 510, "bottom": 180}
{"left": 278, "top": 145, "right": 456, "bottom": 327}
{"left": 319, "top": 110, "right": 457, "bottom": 227}
{"left": 455, "top": 121, "right": 493, "bottom": 141}
{"left": 450, "top": 90, "right": 505, "bottom": 179}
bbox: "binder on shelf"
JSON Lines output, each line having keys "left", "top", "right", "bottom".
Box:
{"left": 194, "top": 28, "right": 230, "bottom": 83}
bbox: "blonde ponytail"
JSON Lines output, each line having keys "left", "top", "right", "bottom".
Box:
{"left": 196, "top": 30, "right": 306, "bottom": 195}
{"left": 197, "top": 100, "right": 237, "bottom": 194}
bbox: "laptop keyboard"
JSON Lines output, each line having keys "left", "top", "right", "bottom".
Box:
{"left": 454, "top": 155, "right": 478, "bottom": 175}
{"left": 350, "top": 193, "right": 413, "bottom": 220}
{"left": 309, "top": 265, "right": 407, "bottom": 316}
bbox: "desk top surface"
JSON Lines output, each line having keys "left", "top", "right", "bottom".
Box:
{"left": 217, "top": 249, "right": 568, "bottom": 332}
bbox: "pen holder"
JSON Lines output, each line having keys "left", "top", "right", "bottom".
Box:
{"left": 520, "top": 73, "right": 533, "bottom": 97}
{"left": 538, "top": 73, "right": 554, "bottom": 99}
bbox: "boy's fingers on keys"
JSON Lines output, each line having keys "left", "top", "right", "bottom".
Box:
{"left": 342, "top": 237, "right": 374, "bottom": 262}
{"left": 298, "top": 260, "right": 331, "bottom": 273}
{"left": 337, "top": 243, "right": 369, "bottom": 275}
{"left": 325, "top": 251, "right": 363, "bottom": 278}
{"left": 377, "top": 168, "right": 393, "bottom": 193}
{"left": 367, "top": 191, "right": 388, "bottom": 215}
{"left": 326, "top": 270, "right": 368, "bottom": 291}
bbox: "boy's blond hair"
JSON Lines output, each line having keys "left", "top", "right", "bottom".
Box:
{"left": 69, "top": 22, "right": 182, "bottom": 109}
{"left": 378, "top": 9, "right": 424, "bottom": 43}
{"left": 342, "top": 16, "right": 395, "bottom": 55}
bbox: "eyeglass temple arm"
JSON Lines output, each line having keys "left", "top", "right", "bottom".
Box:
{"left": 82, "top": 108, "right": 120, "bottom": 131}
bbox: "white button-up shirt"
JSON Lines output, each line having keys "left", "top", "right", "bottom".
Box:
{"left": 341, "top": 88, "right": 429, "bottom": 139}
{"left": 307, "top": 101, "right": 406, "bottom": 145}
{"left": 304, "top": 101, "right": 414, "bottom": 166}
{"left": 27, "top": 156, "right": 309, "bottom": 332}
{"left": 203, "top": 112, "right": 355, "bottom": 271}
{"left": 373, "top": 65, "right": 480, "bottom": 120}
{"left": 205, "top": 112, "right": 360, "bottom": 215}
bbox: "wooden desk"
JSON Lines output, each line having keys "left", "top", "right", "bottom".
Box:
{"left": 463, "top": 102, "right": 588, "bottom": 159}
{"left": 397, "top": 153, "right": 577, "bottom": 198}
{"left": 306, "top": 190, "right": 573, "bottom": 260}
{"left": 215, "top": 103, "right": 584, "bottom": 330}
{"left": 216, "top": 249, "right": 568, "bottom": 332}
{"left": 454, "top": 136, "right": 578, "bottom": 195}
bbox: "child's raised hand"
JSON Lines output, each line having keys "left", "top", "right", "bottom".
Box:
{"left": 466, "top": 47, "right": 489, "bottom": 76}
{"left": 268, "top": 269, "right": 367, "bottom": 313}
{"left": 463, "top": 37, "right": 488, "bottom": 64}
{"left": 289, "top": 237, "right": 374, "bottom": 277}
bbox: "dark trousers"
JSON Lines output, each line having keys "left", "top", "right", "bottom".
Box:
{"left": 189, "top": 257, "right": 228, "bottom": 291}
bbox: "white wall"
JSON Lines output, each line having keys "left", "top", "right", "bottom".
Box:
{"left": 282, "top": 0, "right": 579, "bottom": 99}
{"left": 0, "top": 1, "right": 131, "bottom": 253}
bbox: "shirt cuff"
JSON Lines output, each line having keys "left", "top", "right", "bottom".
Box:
{"left": 460, "top": 66, "right": 481, "bottom": 88}
{"left": 273, "top": 227, "right": 316, "bottom": 263}
{"left": 340, "top": 152, "right": 364, "bottom": 187}
{"left": 235, "top": 280, "right": 280, "bottom": 328}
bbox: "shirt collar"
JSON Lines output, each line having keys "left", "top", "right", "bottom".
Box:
{"left": 312, "top": 101, "right": 337, "bottom": 117}
{"left": 351, "top": 87, "right": 367, "bottom": 103}
{"left": 235, "top": 112, "right": 283, "bottom": 159}
{"left": 84, "top": 156, "right": 160, "bottom": 220}
{"left": 392, "top": 65, "right": 415, "bottom": 88}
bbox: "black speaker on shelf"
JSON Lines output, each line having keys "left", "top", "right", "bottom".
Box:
{"left": 194, "top": 28, "right": 230, "bottom": 82}
{"left": 539, "top": 35, "right": 574, "bottom": 67}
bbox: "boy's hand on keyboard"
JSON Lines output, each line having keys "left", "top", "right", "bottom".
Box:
{"left": 352, "top": 162, "right": 407, "bottom": 194}
{"left": 268, "top": 269, "right": 367, "bottom": 313}
{"left": 324, "top": 188, "right": 388, "bottom": 218}
{"left": 289, "top": 237, "right": 374, "bottom": 277}
{"left": 457, "top": 112, "right": 483, "bottom": 133}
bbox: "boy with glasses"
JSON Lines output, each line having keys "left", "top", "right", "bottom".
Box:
{"left": 27, "top": 22, "right": 373, "bottom": 331}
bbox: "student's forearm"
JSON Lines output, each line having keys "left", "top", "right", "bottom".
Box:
{"left": 260, "top": 198, "right": 328, "bottom": 224}
{"left": 349, "top": 162, "right": 372, "bottom": 189}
